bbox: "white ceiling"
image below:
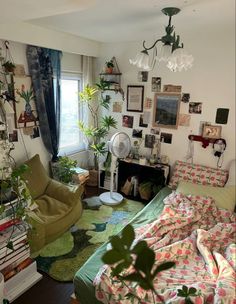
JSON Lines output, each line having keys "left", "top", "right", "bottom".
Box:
{"left": 0, "top": 0, "right": 235, "bottom": 43}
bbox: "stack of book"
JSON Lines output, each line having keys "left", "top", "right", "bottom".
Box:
{"left": 0, "top": 198, "right": 42, "bottom": 302}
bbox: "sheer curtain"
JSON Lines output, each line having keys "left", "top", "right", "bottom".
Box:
{"left": 26, "top": 46, "right": 62, "bottom": 161}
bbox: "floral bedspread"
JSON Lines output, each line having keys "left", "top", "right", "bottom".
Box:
{"left": 94, "top": 192, "right": 236, "bottom": 303}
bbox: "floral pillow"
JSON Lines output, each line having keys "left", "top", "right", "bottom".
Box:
{"left": 169, "top": 160, "right": 228, "bottom": 190}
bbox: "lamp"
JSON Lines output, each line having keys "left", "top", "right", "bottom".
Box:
{"left": 129, "top": 7, "right": 194, "bottom": 72}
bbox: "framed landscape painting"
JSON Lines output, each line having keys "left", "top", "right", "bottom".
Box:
{"left": 153, "top": 92, "right": 181, "bottom": 129}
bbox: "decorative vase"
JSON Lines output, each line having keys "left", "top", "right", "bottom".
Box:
{"left": 105, "top": 67, "right": 113, "bottom": 74}
{"left": 25, "top": 102, "right": 32, "bottom": 116}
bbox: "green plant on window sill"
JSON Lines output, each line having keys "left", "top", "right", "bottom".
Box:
{"left": 79, "top": 80, "right": 117, "bottom": 171}
{"left": 102, "top": 224, "right": 199, "bottom": 304}
{"left": 55, "top": 156, "right": 77, "bottom": 184}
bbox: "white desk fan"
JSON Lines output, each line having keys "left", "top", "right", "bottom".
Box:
{"left": 99, "top": 132, "right": 131, "bottom": 205}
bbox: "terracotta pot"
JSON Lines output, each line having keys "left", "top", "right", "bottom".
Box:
{"left": 105, "top": 67, "right": 113, "bottom": 74}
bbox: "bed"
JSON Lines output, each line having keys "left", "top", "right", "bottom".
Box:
{"left": 73, "top": 160, "right": 236, "bottom": 304}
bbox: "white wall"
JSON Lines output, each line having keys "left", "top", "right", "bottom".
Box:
{"left": 0, "top": 22, "right": 99, "bottom": 57}
{"left": 97, "top": 27, "right": 235, "bottom": 170}
{"left": 0, "top": 40, "right": 50, "bottom": 168}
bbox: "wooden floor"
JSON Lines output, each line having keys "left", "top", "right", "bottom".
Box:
{"left": 13, "top": 185, "right": 101, "bottom": 304}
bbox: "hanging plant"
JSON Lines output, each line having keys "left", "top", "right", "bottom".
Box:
{"left": 2, "top": 61, "right": 16, "bottom": 73}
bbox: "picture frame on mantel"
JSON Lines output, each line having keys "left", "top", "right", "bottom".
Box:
{"left": 153, "top": 92, "right": 181, "bottom": 129}
{"left": 127, "top": 85, "right": 144, "bottom": 112}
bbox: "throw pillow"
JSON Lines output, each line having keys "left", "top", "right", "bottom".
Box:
{"left": 169, "top": 160, "right": 228, "bottom": 189}
{"left": 176, "top": 181, "right": 236, "bottom": 212}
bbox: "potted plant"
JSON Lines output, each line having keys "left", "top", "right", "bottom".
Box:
{"left": 0, "top": 164, "right": 33, "bottom": 248}
{"left": 105, "top": 60, "right": 114, "bottom": 74}
{"left": 51, "top": 156, "right": 77, "bottom": 184}
{"left": 79, "top": 80, "right": 117, "bottom": 186}
{"left": 2, "top": 61, "right": 15, "bottom": 73}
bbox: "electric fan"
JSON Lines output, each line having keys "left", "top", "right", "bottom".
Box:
{"left": 99, "top": 132, "right": 131, "bottom": 205}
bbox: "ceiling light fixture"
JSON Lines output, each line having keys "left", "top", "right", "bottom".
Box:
{"left": 129, "top": 7, "right": 194, "bottom": 72}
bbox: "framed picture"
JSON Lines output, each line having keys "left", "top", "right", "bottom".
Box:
{"left": 13, "top": 76, "right": 39, "bottom": 129}
{"left": 122, "top": 115, "right": 133, "bottom": 128}
{"left": 202, "top": 125, "right": 222, "bottom": 139}
{"left": 151, "top": 77, "right": 161, "bottom": 92}
{"left": 153, "top": 92, "right": 181, "bottom": 129}
{"left": 163, "top": 84, "right": 182, "bottom": 93}
{"left": 127, "top": 85, "right": 144, "bottom": 112}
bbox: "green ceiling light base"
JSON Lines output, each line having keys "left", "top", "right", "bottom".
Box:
{"left": 161, "top": 7, "right": 181, "bottom": 17}
{"left": 129, "top": 6, "right": 194, "bottom": 72}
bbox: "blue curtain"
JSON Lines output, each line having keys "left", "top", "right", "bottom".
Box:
{"left": 26, "top": 46, "right": 62, "bottom": 161}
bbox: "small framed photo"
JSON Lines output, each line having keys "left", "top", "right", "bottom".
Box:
{"left": 127, "top": 85, "right": 144, "bottom": 112}
{"left": 202, "top": 125, "right": 222, "bottom": 139}
{"left": 189, "top": 102, "right": 202, "bottom": 114}
{"left": 151, "top": 77, "right": 161, "bottom": 92}
{"left": 138, "top": 71, "right": 148, "bottom": 82}
{"left": 122, "top": 115, "right": 134, "bottom": 128}
{"left": 163, "top": 84, "right": 182, "bottom": 93}
{"left": 181, "top": 93, "right": 190, "bottom": 103}
{"left": 145, "top": 134, "right": 155, "bottom": 148}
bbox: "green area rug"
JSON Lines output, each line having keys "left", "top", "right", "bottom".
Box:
{"left": 33, "top": 197, "right": 143, "bottom": 282}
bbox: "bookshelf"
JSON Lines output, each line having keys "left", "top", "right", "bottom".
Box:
{"left": 4, "top": 261, "right": 42, "bottom": 302}
{"left": 0, "top": 196, "right": 42, "bottom": 302}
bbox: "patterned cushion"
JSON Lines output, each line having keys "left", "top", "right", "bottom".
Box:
{"left": 169, "top": 160, "right": 228, "bottom": 189}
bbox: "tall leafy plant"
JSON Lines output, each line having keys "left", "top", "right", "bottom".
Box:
{"left": 79, "top": 80, "right": 117, "bottom": 170}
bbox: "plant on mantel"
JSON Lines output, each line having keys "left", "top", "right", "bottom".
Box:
{"left": 78, "top": 79, "right": 117, "bottom": 171}
{"left": 101, "top": 224, "right": 199, "bottom": 304}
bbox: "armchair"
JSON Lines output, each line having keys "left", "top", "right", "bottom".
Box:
{"left": 22, "top": 154, "right": 83, "bottom": 253}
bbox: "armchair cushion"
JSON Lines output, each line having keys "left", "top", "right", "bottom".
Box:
{"left": 23, "top": 154, "right": 50, "bottom": 199}
{"left": 46, "top": 179, "right": 84, "bottom": 207}
{"left": 22, "top": 154, "right": 84, "bottom": 253}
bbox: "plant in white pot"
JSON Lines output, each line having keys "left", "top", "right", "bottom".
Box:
{"left": 78, "top": 80, "right": 117, "bottom": 186}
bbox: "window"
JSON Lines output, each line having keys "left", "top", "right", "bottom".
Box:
{"left": 59, "top": 74, "right": 85, "bottom": 155}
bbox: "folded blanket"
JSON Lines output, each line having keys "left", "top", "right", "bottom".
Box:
{"left": 94, "top": 192, "right": 236, "bottom": 304}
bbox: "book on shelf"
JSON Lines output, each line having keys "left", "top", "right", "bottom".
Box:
{"left": 2, "top": 257, "right": 34, "bottom": 282}
{"left": 0, "top": 237, "right": 28, "bottom": 259}
{"left": 0, "top": 234, "right": 27, "bottom": 254}
{"left": 4, "top": 260, "right": 42, "bottom": 302}
{"left": 0, "top": 242, "right": 29, "bottom": 264}
{"left": 0, "top": 204, "right": 15, "bottom": 221}
{"left": 0, "top": 218, "right": 21, "bottom": 232}
{"left": 0, "top": 246, "right": 30, "bottom": 271}
{"left": 0, "top": 253, "right": 31, "bottom": 277}
{"left": 0, "top": 221, "right": 28, "bottom": 250}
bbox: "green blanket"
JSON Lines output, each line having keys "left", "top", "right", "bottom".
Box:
{"left": 74, "top": 187, "right": 171, "bottom": 304}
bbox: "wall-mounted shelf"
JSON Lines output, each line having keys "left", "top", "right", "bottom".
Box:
{"left": 100, "top": 57, "right": 124, "bottom": 100}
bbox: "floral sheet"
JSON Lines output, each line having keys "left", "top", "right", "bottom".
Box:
{"left": 94, "top": 192, "right": 236, "bottom": 303}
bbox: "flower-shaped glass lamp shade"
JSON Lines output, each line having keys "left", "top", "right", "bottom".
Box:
{"left": 158, "top": 44, "right": 172, "bottom": 62}
{"left": 167, "top": 48, "right": 194, "bottom": 72}
{"left": 129, "top": 50, "right": 151, "bottom": 71}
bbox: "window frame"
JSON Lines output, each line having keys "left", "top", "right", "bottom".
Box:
{"left": 59, "top": 72, "right": 85, "bottom": 156}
